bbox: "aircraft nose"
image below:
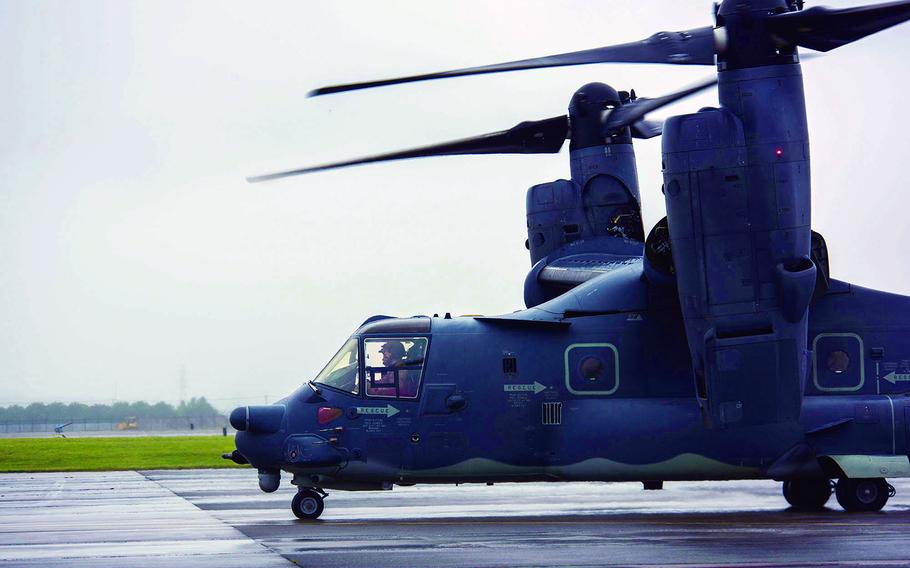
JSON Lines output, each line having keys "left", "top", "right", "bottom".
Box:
{"left": 229, "top": 404, "right": 285, "bottom": 433}
{"left": 229, "top": 407, "right": 247, "bottom": 430}
{"left": 229, "top": 404, "right": 287, "bottom": 472}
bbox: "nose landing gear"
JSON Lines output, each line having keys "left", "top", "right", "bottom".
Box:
{"left": 292, "top": 488, "right": 327, "bottom": 520}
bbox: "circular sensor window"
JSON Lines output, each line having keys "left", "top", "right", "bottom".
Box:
{"left": 827, "top": 350, "right": 849, "bottom": 374}
{"left": 580, "top": 356, "right": 604, "bottom": 381}
{"left": 566, "top": 343, "right": 619, "bottom": 395}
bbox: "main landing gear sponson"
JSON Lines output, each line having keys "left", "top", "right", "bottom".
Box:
{"left": 835, "top": 478, "right": 895, "bottom": 513}
{"left": 782, "top": 479, "right": 832, "bottom": 511}
{"left": 291, "top": 488, "right": 326, "bottom": 520}
{"left": 783, "top": 478, "right": 896, "bottom": 512}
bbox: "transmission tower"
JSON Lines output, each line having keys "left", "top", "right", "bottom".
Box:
{"left": 179, "top": 365, "right": 187, "bottom": 405}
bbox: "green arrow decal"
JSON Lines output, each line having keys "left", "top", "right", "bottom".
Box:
{"left": 355, "top": 405, "right": 400, "bottom": 417}
{"left": 884, "top": 372, "right": 910, "bottom": 385}
{"left": 504, "top": 381, "right": 546, "bottom": 394}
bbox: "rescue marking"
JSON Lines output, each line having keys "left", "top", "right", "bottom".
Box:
{"left": 355, "top": 405, "right": 400, "bottom": 417}
{"left": 504, "top": 382, "right": 546, "bottom": 394}
{"left": 884, "top": 372, "right": 910, "bottom": 384}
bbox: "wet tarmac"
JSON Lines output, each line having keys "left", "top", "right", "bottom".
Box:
{"left": 4, "top": 469, "right": 910, "bottom": 567}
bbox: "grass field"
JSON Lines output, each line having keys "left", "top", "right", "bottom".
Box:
{"left": 0, "top": 435, "right": 246, "bottom": 472}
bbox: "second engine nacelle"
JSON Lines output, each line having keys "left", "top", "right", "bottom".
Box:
{"left": 662, "top": 102, "right": 814, "bottom": 429}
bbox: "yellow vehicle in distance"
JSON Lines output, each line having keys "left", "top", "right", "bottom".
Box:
{"left": 116, "top": 416, "right": 138, "bottom": 431}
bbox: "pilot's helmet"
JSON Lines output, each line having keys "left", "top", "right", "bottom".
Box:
{"left": 380, "top": 341, "right": 406, "bottom": 360}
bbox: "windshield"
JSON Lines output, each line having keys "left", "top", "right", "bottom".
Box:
{"left": 312, "top": 338, "right": 359, "bottom": 394}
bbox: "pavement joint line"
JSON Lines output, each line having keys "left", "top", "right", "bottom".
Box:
{"left": 30, "top": 477, "right": 67, "bottom": 509}
{"left": 139, "top": 471, "right": 297, "bottom": 566}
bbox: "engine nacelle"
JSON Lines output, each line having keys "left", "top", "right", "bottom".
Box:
{"left": 524, "top": 144, "right": 645, "bottom": 307}
{"left": 662, "top": 95, "right": 813, "bottom": 428}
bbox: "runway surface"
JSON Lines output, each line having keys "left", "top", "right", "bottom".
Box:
{"left": 4, "top": 469, "right": 910, "bottom": 567}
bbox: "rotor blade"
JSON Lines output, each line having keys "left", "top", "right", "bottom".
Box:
{"left": 603, "top": 76, "right": 717, "bottom": 135}
{"left": 309, "top": 26, "right": 717, "bottom": 97}
{"left": 631, "top": 119, "right": 663, "bottom": 139}
{"left": 767, "top": 0, "right": 910, "bottom": 52}
{"left": 247, "top": 115, "right": 569, "bottom": 182}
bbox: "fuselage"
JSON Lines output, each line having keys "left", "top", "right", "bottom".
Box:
{"left": 234, "top": 264, "right": 910, "bottom": 490}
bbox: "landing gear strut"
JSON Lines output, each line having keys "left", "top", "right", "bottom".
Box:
{"left": 291, "top": 488, "right": 326, "bottom": 520}
{"left": 782, "top": 479, "right": 832, "bottom": 511}
{"left": 835, "top": 478, "right": 894, "bottom": 512}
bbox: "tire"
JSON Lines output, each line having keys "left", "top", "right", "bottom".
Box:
{"left": 291, "top": 489, "right": 325, "bottom": 520}
{"left": 835, "top": 478, "right": 889, "bottom": 512}
{"left": 782, "top": 479, "right": 831, "bottom": 511}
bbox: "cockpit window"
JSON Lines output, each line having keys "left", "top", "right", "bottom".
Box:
{"left": 364, "top": 337, "right": 427, "bottom": 399}
{"left": 313, "top": 338, "right": 359, "bottom": 394}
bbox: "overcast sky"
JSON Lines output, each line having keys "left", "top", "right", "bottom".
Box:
{"left": 2, "top": 1, "right": 908, "bottom": 411}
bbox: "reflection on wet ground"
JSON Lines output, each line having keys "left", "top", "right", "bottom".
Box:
{"left": 3, "top": 469, "right": 910, "bottom": 567}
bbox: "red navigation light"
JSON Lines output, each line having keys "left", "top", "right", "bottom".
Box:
{"left": 317, "top": 407, "right": 343, "bottom": 425}
{"left": 775, "top": 147, "right": 783, "bottom": 157}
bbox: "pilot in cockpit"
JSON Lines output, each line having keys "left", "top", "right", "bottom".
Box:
{"left": 380, "top": 341, "right": 405, "bottom": 371}
{"left": 372, "top": 341, "right": 406, "bottom": 395}
{"left": 370, "top": 340, "right": 423, "bottom": 398}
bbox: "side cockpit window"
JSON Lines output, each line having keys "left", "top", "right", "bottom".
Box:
{"left": 312, "top": 338, "right": 359, "bottom": 394}
{"left": 364, "top": 337, "right": 427, "bottom": 399}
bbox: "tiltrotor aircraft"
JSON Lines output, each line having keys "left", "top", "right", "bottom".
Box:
{"left": 226, "top": 0, "right": 910, "bottom": 520}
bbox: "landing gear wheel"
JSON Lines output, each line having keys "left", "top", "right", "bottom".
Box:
{"left": 835, "top": 478, "right": 891, "bottom": 512}
{"left": 782, "top": 479, "right": 832, "bottom": 511}
{"left": 291, "top": 488, "right": 325, "bottom": 520}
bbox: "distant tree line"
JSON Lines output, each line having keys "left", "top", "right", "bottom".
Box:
{"left": 0, "top": 397, "right": 221, "bottom": 422}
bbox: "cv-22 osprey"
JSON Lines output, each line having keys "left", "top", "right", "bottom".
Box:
{"left": 225, "top": 0, "right": 910, "bottom": 519}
